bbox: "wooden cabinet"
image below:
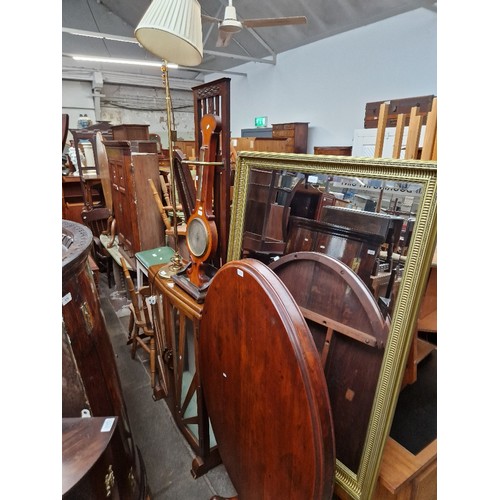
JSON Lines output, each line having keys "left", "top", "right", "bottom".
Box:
{"left": 272, "top": 122, "right": 309, "bottom": 153}
{"left": 241, "top": 169, "right": 296, "bottom": 259}
{"left": 105, "top": 140, "right": 165, "bottom": 261}
{"left": 320, "top": 206, "right": 404, "bottom": 276}
{"left": 111, "top": 124, "right": 150, "bottom": 141}
{"left": 175, "top": 140, "right": 196, "bottom": 159}
{"left": 373, "top": 438, "right": 437, "bottom": 500}
{"left": 62, "top": 175, "right": 104, "bottom": 223}
{"left": 285, "top": 216, "right": 386, "bottom": 288}
{"left": 62, "top": 176, "right": 85, "bottom": 223}
{"left": 290, "top": 184, "right": 336, "bottom": 221}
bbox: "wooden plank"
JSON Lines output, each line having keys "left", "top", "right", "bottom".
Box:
{"left": 299, "top": 305, "right": 379, "bottom": 348}
{"left": 415, "top": 338, "right": 436, "bottom": 364}
{"left": 404, "top": 107, "right": 423, "bottom": 159}
{"left": 421, "top": 97, "right": 437, "bottom": 161}
{"left": 374, "top": 102, "right": 390, "bottom": 157}
{"left": 392, "top": 113, "right": 406, "bottom": 159}
{"left": 431, "top": 129, "right": 437, "bottom": 160}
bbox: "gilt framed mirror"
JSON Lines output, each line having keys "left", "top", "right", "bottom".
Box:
{"left": 227, "top": 151, "right": 437, "bottom": 500}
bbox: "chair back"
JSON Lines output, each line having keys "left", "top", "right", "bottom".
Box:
{"left": 81, "top": 207, "right": 113, "bottom": 238}
{"left": 120, "top": 257, "right": 152, "bottom": 329}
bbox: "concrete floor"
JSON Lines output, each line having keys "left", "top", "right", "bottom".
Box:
{"left": 98, "top": 275, "right": 237, "bottom": 500}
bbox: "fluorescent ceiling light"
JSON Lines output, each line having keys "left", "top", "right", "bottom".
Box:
{"left": 71, "top": 55, "right": 178, "bottom": 69}
{"left": 62, "top": 27, "right": 139, "bottom": 44}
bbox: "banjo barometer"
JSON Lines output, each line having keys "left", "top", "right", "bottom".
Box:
{"left": 172, "top": 113, "right": 221, "bottom": 301}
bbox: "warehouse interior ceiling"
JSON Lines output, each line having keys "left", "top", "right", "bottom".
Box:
{"left": 62, "top": 0, "right": 437, "bottom": 90}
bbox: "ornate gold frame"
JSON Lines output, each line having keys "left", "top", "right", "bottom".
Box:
{"left": 227, "top": 151, "right": 437, "bottom": 500}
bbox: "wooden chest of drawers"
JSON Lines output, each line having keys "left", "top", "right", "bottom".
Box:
{"left": 272, "top": 122, "right": 309, "bottom": 153}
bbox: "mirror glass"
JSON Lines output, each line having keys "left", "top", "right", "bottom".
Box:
{"left": 227, "top": 152, "right": 437, "bottom": 500}
{"left": 240, "top": 169, "right": 422, "bottom": 315}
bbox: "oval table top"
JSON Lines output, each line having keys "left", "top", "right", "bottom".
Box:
{"left": 200, "top": 258, "right": 335, "bottom": 500}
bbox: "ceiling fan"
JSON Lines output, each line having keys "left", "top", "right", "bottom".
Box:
{"left": 202, "top": 0, "right": 307, "bottom": 48}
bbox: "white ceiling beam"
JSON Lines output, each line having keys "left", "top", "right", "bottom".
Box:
{"left": 63, "top": 27, "right": 272, "bottom": 67}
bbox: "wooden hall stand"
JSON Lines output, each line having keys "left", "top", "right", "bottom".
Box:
{"left": 148, "top": 263, "right": 221, "bottom": 478}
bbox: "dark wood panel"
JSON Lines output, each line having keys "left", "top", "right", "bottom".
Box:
{"left": 364, "top": 95, "right": 435, "bottom": 128}
{"left": 314, "top": 146, "right": 353, "bottom": 156}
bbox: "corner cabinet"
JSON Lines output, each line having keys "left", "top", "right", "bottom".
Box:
{"left": 62, "top": 220, "right": 149, "bottom": 498}
{"left": 63, "top": 416, "right": 145, "bottom": 499}
{"left": 105, "top": 140, "right": 165, "bottom": 261}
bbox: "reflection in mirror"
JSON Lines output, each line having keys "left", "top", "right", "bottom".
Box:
{"left": 270, "top": 251, "right": 390, "bottom": 473}
{"left": 241, "top": 169, "right": 422, "bottom": 320}
{"left": 228, "top": 152, "right": 437, "bottom": 500}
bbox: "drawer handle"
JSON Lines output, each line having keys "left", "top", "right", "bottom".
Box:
{"left": 319, "top": 245, "right": 326, "bottom": 250}
{"left": 105, "top": 465, "right": 115, "bottom": 497}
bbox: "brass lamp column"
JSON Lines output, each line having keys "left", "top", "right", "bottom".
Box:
{"left": 161, "top": 61, "right": 183, "bottom": 273}
{"left": 135, "top": 0, "right": 203, "bottom": 275}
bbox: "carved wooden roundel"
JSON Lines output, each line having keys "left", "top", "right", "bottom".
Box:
{"left": 199, "top": 258, "right": 335, "bottom": 500}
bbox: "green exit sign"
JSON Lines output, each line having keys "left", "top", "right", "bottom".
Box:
{"left": 254, "top": 116, "right": 268, "bottom": 127}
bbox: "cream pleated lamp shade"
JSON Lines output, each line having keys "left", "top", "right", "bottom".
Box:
{"left": 135, "top": 0, "right": 203, "bottom": 66}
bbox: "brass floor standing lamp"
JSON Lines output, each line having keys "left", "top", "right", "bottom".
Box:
{"left": 135, "top": 0, "right": 203, "bottom": 275}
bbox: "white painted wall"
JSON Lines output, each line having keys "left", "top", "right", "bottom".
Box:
{"left": 62, "top": 80, "right": 97, "bottom": 130}
{"left": 206, "top": 9, "right": 437, "bottom": 152}
{"left": 62, "top": 81, "right": 195, "bottom": 148}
